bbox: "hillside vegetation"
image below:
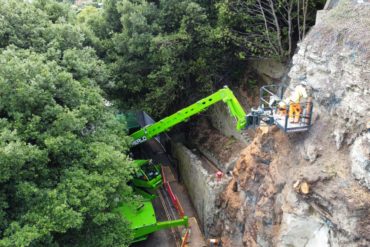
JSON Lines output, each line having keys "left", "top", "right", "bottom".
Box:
{"left": 0, "top": 1, "right": 133, "bottom": 246}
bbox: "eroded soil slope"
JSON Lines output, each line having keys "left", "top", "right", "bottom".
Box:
{"left": 212, "top": 2, "right": 370, "bottom": 246}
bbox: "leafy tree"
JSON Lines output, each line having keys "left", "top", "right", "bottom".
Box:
{"left": 216, "top": 0, "right": 326, "bottom": 59}
{"left": 0, "top": 1, "right": 49, "bottom": 50}
{"left": 0, "top": 47, "right": 133, "bottom": 247}
{"left": 33, "top": 0, "right": 75, "bottom": 23}
{"left": 86, "top": 0, "right": 245, "bottom": 117}
{"left": 0, "top": 1, "right": 134, "bottom": 246}
{"left": 77, "top": 5, "right": 100, "bottom": 23}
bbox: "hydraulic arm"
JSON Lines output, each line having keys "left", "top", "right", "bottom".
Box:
{"left": 130, "top": 86, "right": 247, "bottom": 146}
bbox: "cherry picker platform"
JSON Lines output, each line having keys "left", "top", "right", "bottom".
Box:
{"left": 253, "top": 84, "right": 313, "bottom": 133}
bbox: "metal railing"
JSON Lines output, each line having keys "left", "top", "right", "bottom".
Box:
{"left": 259, "top": 84, "right": 287, "bottom": 108}
{"left": 276, "top": 101, "right": 313, "bottom": 132}
{"left": 161, "top": 166, "right": 185, "bottom": 218}
{"left": 259, "top": 84, "right": 313, "bottom": 133}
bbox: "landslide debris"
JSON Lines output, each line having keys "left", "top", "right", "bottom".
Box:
{"left": 189, "top": 118, "right": 247, "bottom": 170}
{"left": 214, "top": 125, "right": 370, "bottom": 246}
{"left": 212, "top": 1, "right": 370, "bottom": 246}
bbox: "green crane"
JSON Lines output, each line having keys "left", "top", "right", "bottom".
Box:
{"left": 129, "top": 85, "right": 314, "bottom": 145}
{"left": 121, "top": 86, "right": 248, "bottom": 244}
{"left": 121, "top": 84, "right": 314, "bottom": 244}
{"left": 130, "top": 86, "right": 248, "bottom": 146}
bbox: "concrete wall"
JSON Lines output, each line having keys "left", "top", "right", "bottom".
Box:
{"left": 197, "top": 145, "right": 238, "bottom": 173}
{"left": 172, "top": 142, "right": 229, "bottom": 237}
{"left": 208, "top": 103, "right": 249, "bottom": 144}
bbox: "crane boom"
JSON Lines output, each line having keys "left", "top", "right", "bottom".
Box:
{"left": 130, "top": 86, "right": 247, "bottom": 146}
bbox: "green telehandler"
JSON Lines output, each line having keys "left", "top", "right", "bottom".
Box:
{"left": 121, "top": 85, "right": 313, "bottom": 243}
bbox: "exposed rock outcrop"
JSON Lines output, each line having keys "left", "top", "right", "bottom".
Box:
{"left": 213, "top": 1, "right": 370, "bottom": 246}
{"left": 351, "top": 134, "right": 370, "bottom": 189}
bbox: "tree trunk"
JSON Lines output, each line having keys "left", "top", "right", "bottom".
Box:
{"left": 287, "top": 0, "right": 293, "bottom": 56}
{"left": 268, "top": 0, "right": 283, "bottom": 56}
{"left": 302, "top": 0, "right": 308, "bottom": 38}
{"left": 257, "top": 0, "right": 278, "bottom": 55}
{"left": 297, "top": 0, "right": 301, "bottom": 41}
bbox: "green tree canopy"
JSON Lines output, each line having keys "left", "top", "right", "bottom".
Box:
{"left": 0, "top": 1, "right": 133, "bottom": 246}
{"left": 86, "top": 0, "right": 245, "bottom": 117}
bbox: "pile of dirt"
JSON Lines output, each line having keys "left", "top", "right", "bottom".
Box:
{"left": 213, "top": 123, "right": 370, "bottom": 246}
{"left": 189, "top": 118, "right": 246, "bottom": 164}
{"left": 210, "top": 2, "right": 370, "bottom": 246}
{"left": 212, "top": 127, "right": 290, "bottom": 246}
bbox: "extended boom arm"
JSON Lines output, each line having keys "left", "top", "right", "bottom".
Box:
{"left": 131, "top": 86, "right": 247, "bottom": 146}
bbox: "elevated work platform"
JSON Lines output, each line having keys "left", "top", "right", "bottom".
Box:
{"left": 259, "top": 85, "right": 313, "bottom": 133}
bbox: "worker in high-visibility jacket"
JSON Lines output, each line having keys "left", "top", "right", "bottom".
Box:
{"left": 277, "top": 101, "right": 288, "bottom": 116}
{"left": 281, "top": 85, "right": 308, "bottom": 123}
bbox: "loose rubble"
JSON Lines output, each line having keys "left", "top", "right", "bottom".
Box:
{"left": 211, "top": 2, "right": 370, "bottom": 246}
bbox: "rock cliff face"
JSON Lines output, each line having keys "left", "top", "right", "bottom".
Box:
{"left": 212, "top": 1, "right": 370, "bottom": 246}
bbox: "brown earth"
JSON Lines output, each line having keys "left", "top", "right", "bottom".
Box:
{"left": 189, "top": 118, "right": 246, "bottom": 164}
{"left": 211, "top": 122, "right": 370, "bottom": 246}
{"left": 208, "top": 2, "right": 370, "bottom": 246}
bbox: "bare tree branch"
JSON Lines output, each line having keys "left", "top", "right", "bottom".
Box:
{"left": 267, "top": 0, "right": 283, "bottom": 56}
{"left": 297, "top": 0, "right": 301, "bottom": 41}
{"left": 287, "top": 0, "right": 294, "bottom": 55}
{"left": 303, "top": 0, "right": 309, "bottom": 38}
{"left": 257, "top": 0, "right": 279, "bottom": 55}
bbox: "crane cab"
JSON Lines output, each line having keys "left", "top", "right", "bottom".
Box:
{"left": 132, "top": 159, "right": 163, "bottom": 191}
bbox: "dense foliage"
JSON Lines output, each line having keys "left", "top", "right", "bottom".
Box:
{"left": 82, "top": 0, "right": 246, "bottom": 117}
{"left": 75, "top": 0, "right": 230, "bottom": 116}
{"left": 81, "top": 0, "right": 324, "bottom": 117}
{"left": 0, "top": 1, "right": 133, "bottom": 246}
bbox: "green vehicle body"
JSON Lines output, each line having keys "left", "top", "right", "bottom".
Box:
{"left": 119, "top": 86, "right": 248, "bottom": 243}
{"left": 116, "top": 196, "right": 188, "bottom": 243}
{"left": 120, "top": 85, "right": 313, "bottom": 243}
{"left": 132, "top": 159, "right": 162, "bottom": 191}
{"left": 117, "top": 160, "right": 187, "bottom": 244}
{"left": 130, "top": 86, "right": 248, "bottom": 146}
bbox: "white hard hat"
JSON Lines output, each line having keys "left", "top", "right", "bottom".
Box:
{"left": 278, "top": 101, "right": 287, "bottom": 108}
